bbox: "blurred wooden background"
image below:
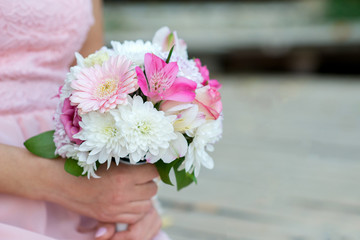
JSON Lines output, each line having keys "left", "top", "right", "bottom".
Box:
{"left": 103, "top": 1, "right": 360, "bottom": 239}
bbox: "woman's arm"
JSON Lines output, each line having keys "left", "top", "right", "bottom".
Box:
{"left": 0, "top": 143, "right": 159, "bottom": 224}
{"left": 71, "top": 0, "right": 104, "bottom": 67}
{"left": 79, "top": 0, "right": 104, "bottom": 57}
{"left": 0, "top": 144, "right": 56, "bottom": 201}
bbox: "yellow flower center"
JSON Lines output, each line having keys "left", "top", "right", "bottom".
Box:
{"left": 103, "top": 126, "right": 117, "bottom": 137}
{"left": 136, "top": 121, "right": 152, "bottom": 134}
{"left": 173, "top": 118, "right": 191, "bottom": 132}
{"left": 96, "top": 78, "right": 118, "bottom": 99}
{"left": 84, "top": 51, "right": 109, "bottom": 67}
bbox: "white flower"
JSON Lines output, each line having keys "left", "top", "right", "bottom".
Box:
{"left": 111, "top": 96, "right": 177, "bottom": 163}
{"left": 160, "top": 101, "right": 206, "bottom": 134}
{"left": 111, "top": 40, "right": 161, "bottom": 67}
{"left": 60, "top": 70, "right": 76, "bottom": 101}
{"left": 152, "top": 26, "right": 188, "bottom": 59}
{"left": 146, "top": 132, "right": 188, "bottom": 164}
{"left": 73, "top": 111, "right": 128, "bottom": 168}
{"left": 184, "top": 117, "right": 223, "bottom": 177}
{"left": 75, "top": 46, "right": 115, "bottom": 68}
{"left": 77, "top": 161, "right": 100, "bottom": 179}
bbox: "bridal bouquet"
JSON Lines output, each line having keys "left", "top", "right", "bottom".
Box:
{"left": 24, "top": 27, "right": 223, "bottom": 190}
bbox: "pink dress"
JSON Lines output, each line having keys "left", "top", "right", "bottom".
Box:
{"left": 0, "top": 1, "right": 170, "bottom": 239}
{"left": 0, "top": 0, "right": 98, "bottom": 239}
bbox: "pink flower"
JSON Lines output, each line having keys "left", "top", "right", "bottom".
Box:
{"left": 70, "top": 55, "right": 137, "bottom": 113}
{"left": 60, "top": 98, "right": 83, "bottom": 145}
{"left": 136, "top": 53, "right": 197, "bottom": 103}
{"left": 194, "top": 85, "right": 222, "bottom": 120}
{"left": 194, "top": 58, "right": 210, "bottom": 83}
{"left": 207, "top": 79, "right": 222, "bottom": 90}
{"left": 195, "top": 58, "right": 222, "bottom": 90}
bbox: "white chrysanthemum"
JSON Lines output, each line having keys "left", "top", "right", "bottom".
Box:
{"left": 77, "top": 161, "right": 100, "bottom": 179}
{"left": 111, "top": 96, "right": 177, "bottom": 163}
{"left": 73, "top": 111, "right": 128, "bottom": 168}
{"left": 146, "top": 132, "right": 188, "bottom": 164}
{"left": 184, "top": 117, "right": 223, "bottom": 177}
{"left": 111, "top": 40, "right": 161, "bottom": 66}
{"left": 62, "top": 67, "right": 80, "bottom": 101}
{"left": 158, "top": 52, "right": 203, "bottom": 86}
{"left": 75, "top": 46, "right": 115, "bottom": 68}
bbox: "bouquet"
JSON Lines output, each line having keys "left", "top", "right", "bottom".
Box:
{"left": 24, "top": 26, "right": 223, "bottom": 191}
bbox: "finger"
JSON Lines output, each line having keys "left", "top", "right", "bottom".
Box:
{"left": 95, "top": 223, "right": 116, "bottom": 240}
{"left": 113, "top": 207, "right": 162, "bottom": 240}
{"left": 132, "top": 180, "right": 158, "bottom": 201}
{"left": 111, "top": 213, "right": 144, "bottom": 225}
{"left": 105, "top": 200, "right": 152, "bottom": 216}
{"left": 76, "top": 219, "right": 98, "bottom": 233}
{"left": 122, "top": 200, "right": 152, "bottom": 215}
{"left": 128, "top": 164, "right": 159, "bottom": 184}
{"left": 144, "top": 208, "right": 162, "bottom": 240}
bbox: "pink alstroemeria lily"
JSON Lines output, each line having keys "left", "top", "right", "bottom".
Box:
{"left": 136, "top": 53, "right": 197, "bottom": 103}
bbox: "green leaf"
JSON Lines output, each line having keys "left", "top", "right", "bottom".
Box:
{"left": 190, "top": 172, "right": 198, "bottom": 184}
{"left": 64, "top": 158, "right": 84, "bottom": 177}
{"left": 165, "top": 45, "right": 175, "bottom": 64}
{"left": 174, "top": 158, "right": 196, "bottom": 191}
{"left": 24, "top": 130, "right": 58, "bottom": 159}
{"left": 153, "top": 101, "right": 162, "bottom": 111}
{"left": 155, "top": 157, "right": 197, "bottom": 190}
{"left": 155, "top": 160, "right": 177, "bottom": 186}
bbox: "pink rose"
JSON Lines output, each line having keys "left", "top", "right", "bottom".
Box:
{"left": 194, "top": 85, "right": 222, "bottom": 120}
{"left": 207, "top": 79, "right": 222, "bottom": 90}
{"left": 194, "top": 58, "right": 222, "bottom": 90}
{"left": 194, "top": 58, "right": 210, "bottom": 83}
{"left": 60, "top": 98, "right": 83, "bottom": 145}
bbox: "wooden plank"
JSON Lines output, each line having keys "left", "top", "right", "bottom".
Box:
{"left": 158, "top": 75, "right": 360, "bottom": 239}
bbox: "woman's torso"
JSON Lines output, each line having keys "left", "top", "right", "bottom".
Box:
{"left": 0, "top": 1, "right": 96, "bottom": 239}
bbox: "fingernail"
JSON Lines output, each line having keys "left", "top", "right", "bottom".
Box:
{"left": 95, "top": 227, "right": 107, "bottom": 238}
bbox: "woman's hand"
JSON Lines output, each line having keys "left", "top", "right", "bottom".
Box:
{"left": 48, "top": 160, "right": 159, "bottom": 224}
{"left": 0, "top": 144, "right": 159, "bottom": 224}
{"left": 94, "top": 206, "right": 162, "bottom": 240}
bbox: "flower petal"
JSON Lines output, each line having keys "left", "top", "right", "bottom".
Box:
{"left": 136, "top": 66, "right": 149, "bottom": 96}
{"left": 162, "top": 77, "right": 196, "bottom": 102}
{"left": 161, "top": 132, "right": 188, "bottom": 163}
{"left": 144, "top": 53, "right": 166, "bottom": 81}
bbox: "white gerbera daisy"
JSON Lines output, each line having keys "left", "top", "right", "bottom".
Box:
{"left": 111, "top": 96, "right": 177, "bottom": 163}
{"left": 73, "top": 111, "right": 128, "bottom": 168}
{"left": 111, "top": 40, "right": 161, "bottom": 66}
{"left": 184, "top": 117, "right": 223, "bottom": 177}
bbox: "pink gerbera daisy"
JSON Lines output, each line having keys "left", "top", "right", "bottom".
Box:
{"left": 70, "top": 55, "right": 137, "bottom": 113}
